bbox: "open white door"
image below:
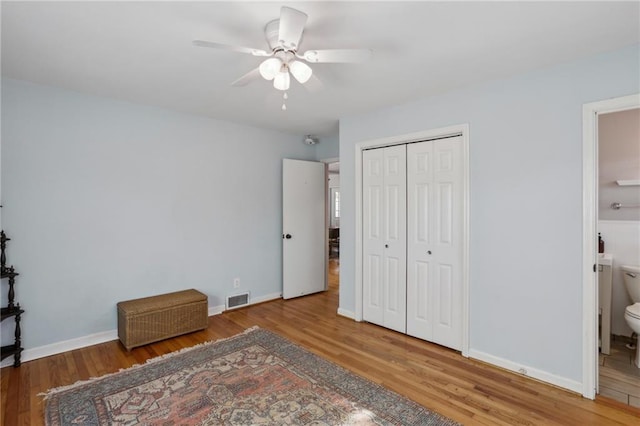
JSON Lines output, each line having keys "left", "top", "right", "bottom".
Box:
{"left": 283, "top": 159, "right": 326, "bottom": 299}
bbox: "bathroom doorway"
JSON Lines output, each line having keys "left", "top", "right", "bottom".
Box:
{"left": 596, "top": 108, "right": 640, "bottom": 406}
{"left": 583, "top": 93, "right": 640, "bottom": 403}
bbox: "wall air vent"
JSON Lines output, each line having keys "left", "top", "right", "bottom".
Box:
{"left": 226, "top": 292, "right": 250, "bottom": 310}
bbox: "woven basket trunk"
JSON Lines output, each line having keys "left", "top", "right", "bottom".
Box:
{"left": 117, "top": 289, "right": 208, "bottom": 351}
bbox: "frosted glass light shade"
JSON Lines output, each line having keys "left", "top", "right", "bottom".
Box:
{"left": 273, "top": 71, "right": 290, "bottom": 91}
{"left": 289, "top": 60, "right": 313, "bottom": 84}
{"left": 259, "top": 58, "right": 283, "bottom": 80}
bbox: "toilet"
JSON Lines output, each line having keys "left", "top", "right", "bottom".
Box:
{"left": 622, "top": 264, "right": 640, "bottom": 368}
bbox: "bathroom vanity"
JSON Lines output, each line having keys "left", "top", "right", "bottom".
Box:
{"left": 598, "top": 253, "right": 613, "bottom": 355}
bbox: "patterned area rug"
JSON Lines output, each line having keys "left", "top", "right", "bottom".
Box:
{"left": 43, "top": 327, "right": 458, "bottom": 425}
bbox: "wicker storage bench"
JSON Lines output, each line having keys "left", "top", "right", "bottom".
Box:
{"left": 117, "top": 289, "right": 208, "bottom": 351}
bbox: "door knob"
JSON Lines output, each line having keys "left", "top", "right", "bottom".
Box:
{"left": 385, "top": 244, "right": 389, "bottom": 248}
{"left": 427, "top": 250, "right": 432, "bottom": 255}
{"left": 285, "top": 234, "right": 292, "bottom": 239}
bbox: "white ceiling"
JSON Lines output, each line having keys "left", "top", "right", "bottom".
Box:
{"left": 2, "top": 1, "right": 639, "bottom": 138}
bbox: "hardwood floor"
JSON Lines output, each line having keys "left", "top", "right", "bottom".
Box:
{"left": 2, "top": 259, "right": 639, "bottom": 425}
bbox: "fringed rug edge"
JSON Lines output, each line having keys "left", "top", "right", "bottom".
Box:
{"left": 39, "top": 325, "right": 261, "bottom": 400}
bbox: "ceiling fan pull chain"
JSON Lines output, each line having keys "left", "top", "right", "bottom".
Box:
{"left": 282, "top": 92, "right": 288, "bottom": 111}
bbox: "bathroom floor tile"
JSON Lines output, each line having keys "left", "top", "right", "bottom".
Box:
{"left": 605, "top": 344, "right": 632, "bottom": 362}
{"left": 598, "top": 385, "right": 629, "bottom": 404}
{"left": 600, "top": 371, "right": 640, "bottom": 398}
{"left": 599, "top": 337, "right": 640, "bottom": 406}
{"left": 604, "top": 356, "right": 640, "bottom": 377}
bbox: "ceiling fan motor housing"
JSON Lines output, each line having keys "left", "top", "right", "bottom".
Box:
{"left": 304, "top": 136, "right": 317, "bottom": 145}
{"left": 265, "top": 19, "right": 287, "bottom": 52}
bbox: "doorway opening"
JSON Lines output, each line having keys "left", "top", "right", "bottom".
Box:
{"left": 582, "top": 93, "right": 640, "bottom": 400}
{"left": 328, "top": 161, "right": 340, "bottom": 291}
{"left": 596, "top": 108, "right": 640, "bottom": 405}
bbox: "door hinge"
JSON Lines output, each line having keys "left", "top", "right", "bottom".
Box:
{"left": 593, "top": 264, "right": 596, "bottom": 273}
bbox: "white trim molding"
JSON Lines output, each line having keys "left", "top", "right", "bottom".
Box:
{"left": 354, "top": 123, "right": 471, "bottom": 357}
{"left": 247, "top": 292, "right": 282, "bottom": 307}
{"left": 208, "top": 305, "right": 225, "bottom": 316}
{"left": 469, "top": 349, "right": 583, "bottom": 395}
{"left": 582, "top": 93, "right": 640, "bottom": 399}
{"left": 0, "top": 329, "right": 118, "bottom": 368}
{"left": 337, "top": 307, "right": 356, "bottom": 320}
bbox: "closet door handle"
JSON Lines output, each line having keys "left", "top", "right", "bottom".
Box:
{"left": 384, "top": 244, "right": 389, "bottom": 248}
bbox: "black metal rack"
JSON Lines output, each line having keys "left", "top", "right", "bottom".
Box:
{"left": 1, "top": 231, "right": 23, "bottom": 367}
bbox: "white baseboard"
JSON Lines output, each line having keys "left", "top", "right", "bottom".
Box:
{"left": 208, "top": 305, "right": 225, "bottom": 316}
{"left": 1, "top": 295, "right": 284, "bottom": 368}
{"left": 1, "top": 329, "right": 118, "bottom": 368}
{"left": 337, "top": 307, "right": 356, "bottom": 320}
{"left": 249, "top": 292, "right": 282, "bottom": 306}
{"left": 468, "top": 349, "right": 583, "bottom": 394}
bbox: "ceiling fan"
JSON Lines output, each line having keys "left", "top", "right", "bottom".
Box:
{"left": 193, "top": 6, "right": 372, "bottom": 92}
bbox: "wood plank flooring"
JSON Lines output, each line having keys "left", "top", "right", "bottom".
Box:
{"left": 2, "top": 260, "right": 639, "bottom": 425}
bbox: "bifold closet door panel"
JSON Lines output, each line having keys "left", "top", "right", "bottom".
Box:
{"left": 363, "top": 148, "right": 385, "bottom": 327}
{"left": 382, "top": 145, "right": 407, "bottom": 333}
{"left": 407, "top": 137, "right": 463, "bottom": 350}
{"left": 362, "top": 145, "right": 407, "bottom": 333}
{"left": 406, "top": 141, "right": 434, "bottom": 341}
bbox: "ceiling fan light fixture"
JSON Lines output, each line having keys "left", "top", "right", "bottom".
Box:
{"left": 289, "top": 60, "right": 313, "bottom": 84}
{"left": 273, "top": 70, "right": 290, "bottom": 91}
{"left": 259, "top": 57, "right": 283, "bottom": 80}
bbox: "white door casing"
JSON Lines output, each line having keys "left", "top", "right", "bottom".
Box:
{"left": 282, "top": 159, "right": 326, "bottom": 299}
{"left": 362, "top": 145, "right": 407, "bottom": 332}
{"left": 407, "top": 137, "right": 463, "bottom": 350}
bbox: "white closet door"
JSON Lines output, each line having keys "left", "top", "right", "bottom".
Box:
{"left": 382, "top": 145, "right": 407, "bottom": 332}
{"left": 363, "top": 145, "right": 407, "bottom": 333}
{"left": 406, "top": 141, "right": 435, "bottom": 340}
{"left": 407, "top": 137, "right": 463, "bottom": 350}
{"left": 363, "top": 148, "right": 385, "bottom": 326}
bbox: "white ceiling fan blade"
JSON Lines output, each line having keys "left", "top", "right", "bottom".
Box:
{"left": 231, "top": 68, "right": 262, "bottom": 87}
{"left": 303, "top": 74, "right": 323, "bottom": 93}
{"left": 300, "top": 49, "right": 372, "bottom": 63}
{"left": 192, "top": 40, "right": 271, "bottom": 57}
{"left": 278, "top": 7, "right": 307, "bottom": 50}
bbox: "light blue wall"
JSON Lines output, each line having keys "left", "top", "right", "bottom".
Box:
{"left": 1, "top": 79, "right": 315, "bottom": 349}
{"left": 339, "top": 45, "right": 640, "bottom": 384}
{"left": 314, "top": 134, "right": 339, "bottom": 161}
